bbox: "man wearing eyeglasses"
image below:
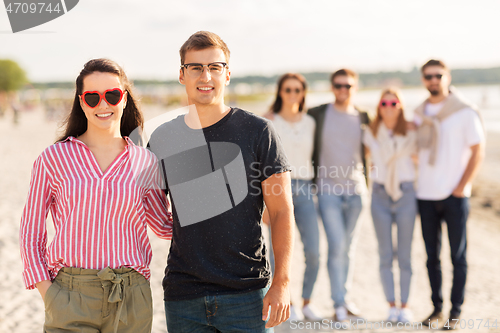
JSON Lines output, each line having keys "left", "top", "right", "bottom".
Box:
{"left": 148, "top": 31, "right": 294, "bottom": 332}
{"left": 308, "top": 69, "right": 369, "bottom": 322}
{"left": 414, "top": 59, "right": 485, "bottom": 330}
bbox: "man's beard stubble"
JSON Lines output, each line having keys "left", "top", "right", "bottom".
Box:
{"left": 428, "top": 88, "right": 441, "bottom": 96}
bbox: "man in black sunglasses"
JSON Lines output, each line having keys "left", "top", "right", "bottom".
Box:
{"left": 308, "top": 68, "right": 369, "bottom": 322}
{"left": 414, "top": 59, "right": 485, "bottom": 330}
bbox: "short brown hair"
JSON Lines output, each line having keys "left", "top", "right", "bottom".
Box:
{"left": 330, "top": 68, "right": 358, "bottom": 85}
{"left": 421, "top": 59, "right": 449, "bottom": 73}
{"left": 179, "top": 31, "right": 230, "bottom": 65}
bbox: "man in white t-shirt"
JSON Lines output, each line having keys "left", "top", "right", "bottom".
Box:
{"left": 414, "top": 59, "right": 485, "bottom": 330}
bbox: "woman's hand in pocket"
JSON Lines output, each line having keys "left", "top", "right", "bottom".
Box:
{"left": 36, "top": 280, "right": 52, "bottom": 301}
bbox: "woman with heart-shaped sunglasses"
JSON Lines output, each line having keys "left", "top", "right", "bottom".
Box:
{"left": 19, "top": 58, "right": 173, "bottom": 333}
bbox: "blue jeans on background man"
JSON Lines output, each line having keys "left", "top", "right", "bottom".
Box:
{"left": 317, "top": 192, "right": 363, "bottom": 307}
{"left": 418, "top": 195, "right": 469, "bottom": 316}
{"left": 268, "top": 179, "right": 320, "bottom": 300}
{"left": 371, "top": 182, "right": 416, "bottom": 304}
{"left": 165, "top": 286, "right": 272, "bottom": 332}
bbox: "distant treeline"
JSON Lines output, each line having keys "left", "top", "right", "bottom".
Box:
{"left": 32, "top": 66, "right": 500, "bottom": 90}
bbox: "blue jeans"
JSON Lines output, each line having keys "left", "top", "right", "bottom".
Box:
{"left": 371, "top": 182, "right": 416, "bottom": 304}
{"left": 268, "top": 179, "right": 320, "bottom": 300}
{"left": 318, "top": 192, "right": 363, "bottom": 307}
{"left": 418, "top": 195, "right": 469, "bottom": 316}
{"left": 165, "top": 286, "right": 272, "bottom": 333}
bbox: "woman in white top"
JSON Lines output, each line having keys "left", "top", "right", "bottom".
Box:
{"left": 363, "top": 87, "right": 417, "bottom": 324}
{"left": 263, "top": 73, "right": 321, "bottom": 321}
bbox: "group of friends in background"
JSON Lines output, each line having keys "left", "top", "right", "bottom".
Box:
{"left": 264, "top": 59, "right": 484, "bottom": 330}
{"left": 19, "top": 30, "right": 484, "bottom": 333}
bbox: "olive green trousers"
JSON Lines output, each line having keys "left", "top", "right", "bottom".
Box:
{"left": 43, "top": 267, "right": 153, "bottom": 333}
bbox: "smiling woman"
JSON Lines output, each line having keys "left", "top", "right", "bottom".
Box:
{"left": 19, "top": 58, "right": 173, "bottom": 333}
{"left": 58, "top": 58, "right": 142, "bottom": 142}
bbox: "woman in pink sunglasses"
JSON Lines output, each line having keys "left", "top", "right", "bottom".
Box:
{"left": 19, "top": 58, "right": 173, "bottom": 333}
{"left": 363, "top": 87, "right": 417, "bottom": 324}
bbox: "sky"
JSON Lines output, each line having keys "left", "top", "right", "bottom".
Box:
{"left": 1, "top": 0, "right": 500, "bottom": 82}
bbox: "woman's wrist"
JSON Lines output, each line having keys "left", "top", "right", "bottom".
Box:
{"left": 36, "top": 280, "right": 52, "bottom": 300}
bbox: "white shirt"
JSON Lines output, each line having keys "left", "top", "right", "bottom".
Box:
{"left": 362, "top": 126, "right": 416, "bottom": 185}
{"left": 425, "top": 101, "right": 445, "bottom": 117}
{"left": 414, "top": 107, "right": 484, "bottom": 200}
{"left": 271, "top": 113, "right": 315, "bottom": 180}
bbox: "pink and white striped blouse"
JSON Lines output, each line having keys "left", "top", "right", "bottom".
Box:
{"left": 20, "top": 136, "right": 173, "bottom": 289}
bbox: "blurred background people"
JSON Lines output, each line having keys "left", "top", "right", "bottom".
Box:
{"left": 414, "top": 60, "right": 485, "bottom": 329}
{"left": 263, "top": 73, "right": 322, "bottom": 321}
{"left": 363, "top": 88, "right": 417, "bottom": 323}
{"left": 308, "top": 69, "right": 369, "bottom": 322}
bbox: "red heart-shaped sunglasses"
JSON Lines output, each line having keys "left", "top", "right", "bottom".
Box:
{"left": 81, "top": 88, "right": 124, "bottom": 108}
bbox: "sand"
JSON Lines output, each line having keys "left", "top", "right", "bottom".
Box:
{"left": 0, "top": 106, "right": 498, "bottom": 332}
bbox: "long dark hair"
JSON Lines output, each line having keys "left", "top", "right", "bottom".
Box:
{"left": 269, "top": 73, "right": 307, "bottom": 113}
{"left": 57, "top": 58, "right": 143, "bottom": 142}
{"left": 370, "top": 87, "right": 407, "bottom": 137}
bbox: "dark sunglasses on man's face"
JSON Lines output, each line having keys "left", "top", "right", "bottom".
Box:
{"left": 284, "top": 88, "right": 302, "bottom": 94}
{"left": 423, "top": 74, "right": 443, "bottom": 81}
{"left": 333, "top": 83, "right": 352, "bottom": 90}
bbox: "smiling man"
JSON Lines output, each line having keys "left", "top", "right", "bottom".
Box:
{"left": 148, "top": 31, "right": 294, "bottom": 332}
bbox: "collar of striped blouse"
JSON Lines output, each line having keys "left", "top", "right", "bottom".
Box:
{"left": 63, "top": 136, "right": 134, "bottom": 147}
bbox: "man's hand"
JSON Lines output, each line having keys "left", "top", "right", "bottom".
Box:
{"left": 36, "top": 280, "right": 52, "bottom": 301}
{"left": 452, "top": 143, "right": 484, "bottom": 199}
{"left": 262, "top": 281, "right": 290, "bottom": 327}
{"left": 451, "top": 186, "right": 466, "bottom": 198}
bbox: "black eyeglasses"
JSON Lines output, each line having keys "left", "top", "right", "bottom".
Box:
{"left": 333, "top": 83, "right": 352, "bottom": 90}
{"left": 283, "top": 88, "right": 302, "bottom": 94}
{"left": 181, "top": 62, "right": 227, "bottom": 77}
{"left": 423, "top": 74, "right": 443, "bottom": 81}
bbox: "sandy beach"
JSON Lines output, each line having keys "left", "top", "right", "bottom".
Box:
{"left": 0, "top": 106, "right": 498, "bottom": 333}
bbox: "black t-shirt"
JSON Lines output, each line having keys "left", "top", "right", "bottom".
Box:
{"left": 148, "top": 108, "right": 291, "bottom": 301}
